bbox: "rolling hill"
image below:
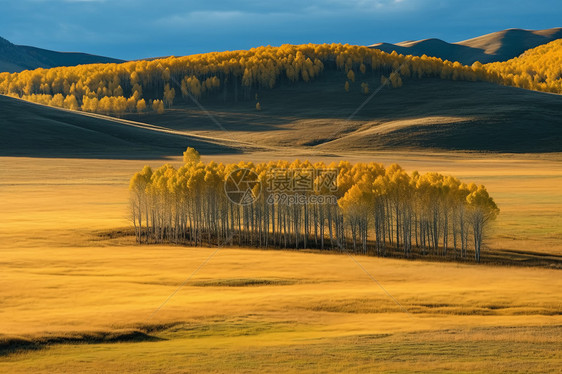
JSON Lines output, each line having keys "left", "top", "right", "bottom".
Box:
{"left": 370, "top": 28, "right": 562, "bottom": 64}
{"left": 2, "top": 32, "right": 562, "bottom": 158}
{"left": 0, "top": 36, "right": 124, "bottom": 73}
{"left": 3, "top": 67, "right": 559, "bottom": 159}
{"left": 0, "top": 94, "right": 242, "bottom": 158}
{"left": 121, "top": 72, "right": 562, "bottom": 154}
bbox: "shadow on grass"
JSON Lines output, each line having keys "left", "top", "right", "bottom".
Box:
{"left": 0, "top": 329, "right": 164, "bottom": 356}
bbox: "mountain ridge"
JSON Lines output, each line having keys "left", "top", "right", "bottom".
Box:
{"left": 370, "top": 27, "right": 562, "bottom": 65}
{"left": 0, "top": 36, "right": 124, "bottom": 73}
{"left": 3, "top": 27, "right": 561, "bottom": 73}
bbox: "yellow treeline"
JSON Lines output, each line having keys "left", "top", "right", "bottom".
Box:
{"left": 130, "top": 148, "right": 499, "bottom": 262}
{"left": 0, "top": 44, "right": 483, "bottom": 114}
{"left": 1, "top": 41, "right": 559, "bottom": 115}
{"left": 482, "top": 38, "right": 562, "bottom": 93}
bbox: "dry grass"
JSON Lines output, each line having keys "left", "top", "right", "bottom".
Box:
{"left": 0, "top": 243, "right": 560, "bottom": 372}
{"left": 2, "top": 152, "right": 560, "bottom": 255}
{"left": 0, "top": 154, "right": 561, "bottom": 372}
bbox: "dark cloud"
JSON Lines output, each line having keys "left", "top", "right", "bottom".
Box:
{"left": 1, "top": 0, "right": 560, "bottom": 60}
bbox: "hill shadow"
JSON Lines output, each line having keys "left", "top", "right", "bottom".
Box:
{"left": 0, "top": 95, "right": 243, "bottom": 159}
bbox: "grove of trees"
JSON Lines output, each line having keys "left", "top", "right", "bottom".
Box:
{"left": 482, "top": 38, "right": 562, "bottom": 93}
{"left": 129, "top": 148, "right": 499, "bottom": 262}
{"left": 4, "top": 41, "right": 556, "bottom": 115}
{"left": 2, "top": 41, "right": 560, "bottom": 115}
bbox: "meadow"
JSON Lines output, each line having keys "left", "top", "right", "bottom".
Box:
{"left": 0, "top": 152, "right": 560, "bottom": 372}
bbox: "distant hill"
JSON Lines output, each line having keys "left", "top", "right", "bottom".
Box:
{"left": 370, "top": 28, "right": 562, "bottom": 65}
{"left": 0, "top": 36, "right": 124, "bottom": 73}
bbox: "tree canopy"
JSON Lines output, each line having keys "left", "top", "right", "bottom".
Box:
{"left": 4, "top": 42, "right": 556, "bottom": 115}
{"left": 129, "top": 149, "right": 499, "bottom": 262}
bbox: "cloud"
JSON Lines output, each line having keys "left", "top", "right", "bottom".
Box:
{"left": 20, "top": 0, "right": 107, "bottom": 2}
{"left": 1, "top": 0, "right": 561, "bottom": 60}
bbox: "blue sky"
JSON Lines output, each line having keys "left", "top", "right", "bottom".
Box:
{"left": 1, "top": 0, "right": 561, "bottom": 60}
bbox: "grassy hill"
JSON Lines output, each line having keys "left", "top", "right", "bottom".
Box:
{"left": 0, "top": 94, "right": 242, "bottom": 158}
{"left": 371, "top": 28, "right": 562, "bottom": 65}
{"left": 0, "top": 36, "right": 124, "bottom": 73}
{"left": 1, "top": 38, "right": 562, "bottom": 157}
{"left": 2, "top": 70, "right": 561, "bottom": 158}
{"left": 121, "top": 71, "right": 562, "bottom": 154}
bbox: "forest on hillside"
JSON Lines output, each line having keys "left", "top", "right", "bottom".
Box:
{"left": 1, "top": 41, "right": 560, "bottom": 115}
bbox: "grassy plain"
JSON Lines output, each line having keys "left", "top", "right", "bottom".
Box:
{"left": 0, "top": 152, "right": 561, "bottom": 372}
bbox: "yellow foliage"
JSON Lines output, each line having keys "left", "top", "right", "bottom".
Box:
{"left": 361, "top": 82, "right": 369, "bottom": 94}
{"left": 63, "top": 94, "right": 79, "bottom": 110}
{"left": 484, "top": 38, "right": 562, "bottom": 93}
{"left": 130, "top": 151, "right": 499, "bottom": 259}
{"left": 136, "top": 98, "right": 146, "bottom": 113}
{"left": 152, "top": 99, "right": 165, "bottom": 114}
{"left": 2, "top": 41, "right": 559, "bottom": 118}
{"left": 182, "top": 147, "right": 201, "bottom": 164}
{"left": 163, "top": 83, "right": 175, "bottom": 108}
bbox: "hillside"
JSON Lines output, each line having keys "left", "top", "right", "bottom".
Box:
{"left": 0, "top": 36, "right": 123, "bottom": 73}
{"left": 370, "top": 28, "right": 562, "bottom": 64}
{"left": 122, "top": 72, "right": 562, "bottom": 154}
{"left": 371, "top": 38, "right": 484, "bottom": 65}
{"left": 2, "top": 67, "right": 561, "bottom": 158}
{"left": 0, "top": 94, "right": 242, "bottom": 158}
{"left": 1, "top": 40, "right": 562, "bottom": 157}
{"left": 485, "top": 38, "right": 562, "bottom": 92}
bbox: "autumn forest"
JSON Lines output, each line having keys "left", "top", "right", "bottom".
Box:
{"left": 1, "top": 40, "right": 562, "bottom": 115}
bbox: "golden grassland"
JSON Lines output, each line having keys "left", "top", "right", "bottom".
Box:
{"left": 0, "top": 153, "right": 561, "bottom": 373}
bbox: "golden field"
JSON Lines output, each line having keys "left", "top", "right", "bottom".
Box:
{"left": 0, "top": 152, "right": 561, "bottom": 373}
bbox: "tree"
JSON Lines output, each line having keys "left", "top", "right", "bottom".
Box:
{"left": 466, "top": 185, "right": 499, "bottom": 262}
{"left": 50, "top": 93, "right": 64, "bottom": 108}
{"left": 129, "top": 165, "right": 153, "bottom": 242}
{"left": 63, "top": 95, "right": 79, "bottom": 110}
{"left": 339, "top": 184, "right": 371, "bottom": 253}
{"left": 389, "top": 72, "right": 403, "bottom": 88}
{"left": 136, "top": 99, "right": 146, "bottom": 113}
{"left": 99, "top": 96, "right": 112, "bottom": 114}
{"left": 361, "top": 82, "right": 369, "bottom": 95}
{"left": 381, "top": 75, "right": 389, "bottom": 86}
{"left": 183, "top": 147, "right": 201, "bottom": 164}
{"left": 113, "top": 96, "right": 127, "bottom": 115}
{"left": 163, "top": 83, "right": 175, "bottom": 108}
{"left": 152, "top": 99, "right": 164, "bottom": 114}
{"left": 126, "top": 97, "right": 137, "bottom": 112}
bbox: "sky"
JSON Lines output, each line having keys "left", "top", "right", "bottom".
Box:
{"left": 1, "top": 0, "right": 561, "bottom": 60}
